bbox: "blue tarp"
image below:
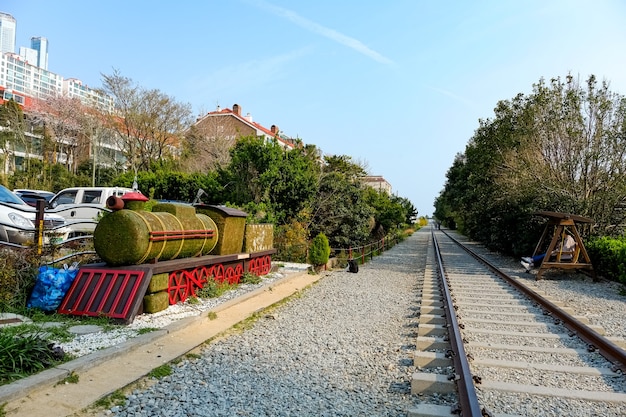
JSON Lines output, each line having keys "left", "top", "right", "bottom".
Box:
{"left": 27, "top": 264, "right": 79, "bottom": 311}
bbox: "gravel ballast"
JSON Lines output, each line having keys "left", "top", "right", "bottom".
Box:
{"left": 39, "top": 226, "right": 626, "bottom": 417}
{"left": 105, "top": 231, "right": 429, "bottom": 417}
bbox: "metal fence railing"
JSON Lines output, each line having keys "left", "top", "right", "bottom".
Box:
{"left": 333, "top": 233, "right": 403, "bottom": 266}
{"left": 0, "top": 200, "right": 99, "bottom": 266}
{"left": 274, "top": 232, "right": 407, "bottom": 266}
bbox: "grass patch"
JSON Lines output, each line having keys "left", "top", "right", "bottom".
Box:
{"left": 148, "top": 364, "right": 172, "bottom": 379}
{"left": 240, "top": 272, "right": 262, "bottom": 285}
{"left": 0, "top": 330, "right": 65, "bottom": 385}
{"left": 27, "top": 310, "right": 119, "bottom": 332}
{"left": 232, "top": 312, "right": 262, "bottom": 332}
{"left": 195, "top": 279, "right": 235, "bottom": 299}
{"left": 0, "top": 322, "right": 72, "bottom": 342}
{"left": 93, "top": 389, "right": 127, "bottom": 409}
{"left": 185, "top": 353, "right": 201, "bottom": 360}
{"left": 207, "top": 311, "right": 217, "bottom": 320}
{"left": 137, "top": 327, "right": 159, "bottom": 335}
{"left": 55, "top": 371, "right": 79, "bottom": 386}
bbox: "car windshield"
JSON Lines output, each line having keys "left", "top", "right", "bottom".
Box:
{"left": 16, "top": 190, "right": 55, "bottom": 200}
{"left": 0, "top": 186, "right": 28, "bottom": 205}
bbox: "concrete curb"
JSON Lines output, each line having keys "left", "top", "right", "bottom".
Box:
{"left": 0, "top": 270, "right": 323, "bottom": 417}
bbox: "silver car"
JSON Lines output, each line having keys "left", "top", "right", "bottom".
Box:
{"left": 0, "top": 185, "right": 70, "bottom": 246}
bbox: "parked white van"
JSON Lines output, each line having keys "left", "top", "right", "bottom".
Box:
{"left": 48, "top": 187, "right": 138, "bottom": 235}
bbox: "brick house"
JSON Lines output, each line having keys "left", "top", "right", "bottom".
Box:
{"left": 192, "top": 103, "right": 297, "bottom": 150}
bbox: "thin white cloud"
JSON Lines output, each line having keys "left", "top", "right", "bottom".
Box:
{"left": 428, "top": 86, "right": 476, "bottom": 109}
{"left": 189, "top": 48, "right": 309, "bottom": 100}
{"left": 249, "top": 0, "right": 394, "bottom": 65}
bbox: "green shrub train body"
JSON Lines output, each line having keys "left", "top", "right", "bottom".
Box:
{"left": 93, "top": 197, "right": 219, "bottom": 266}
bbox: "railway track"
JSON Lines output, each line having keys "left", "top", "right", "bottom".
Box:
{"left": 409, "top": 228, "right": 626, "bottom": 417}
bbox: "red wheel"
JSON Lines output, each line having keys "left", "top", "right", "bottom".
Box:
{"left": 254, "top": 257, "right": 261, "bottom": 274}
{"left": 189, "top": 266, "right": 209, "bottom": 297}
{"left": 168, "top": 271, "right": 189, "bottom": 304}
{"left": 213, "top": 264, "right": 225, "bottom": 283}
{"left": 262, "top": 255, "right": 272, "bottom": 275}
{"left": 257, "top": 256, "right": 266, "bottom": 275}
{"left": 248, "top": 258, "right": 257, "bottom": 274}
{"left": 235, "top": 264, "right": 244, "bottom": 283}
{"left": 225, "top": 267, "right": 237, "bottom": 285}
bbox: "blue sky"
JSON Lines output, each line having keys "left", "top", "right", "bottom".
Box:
{"left": 3, "top": 1, "right": 626, "bottom": 216}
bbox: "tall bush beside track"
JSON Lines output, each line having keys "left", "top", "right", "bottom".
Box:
{"left": 434, "top": 74, "right": 626, "bottom": 254}
{"left": 586, "top": 237, "right": 626, "bottom": 284}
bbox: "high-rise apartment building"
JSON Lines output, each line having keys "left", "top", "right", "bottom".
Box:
{"left": 0, "top": 52, "right": 63, "bottom": 99}
{"left": 63, "top": 78, "right": 113, "bottom": 111}
{"left": 30, "top": 36, "right": 48, "bottom": 70}
{"left": 0, "top": 13, "right": 111, "bottom": 111}
{"left": 18, "top": 45, "right": 38, "bottom": 64}
{"left": 0, "top": 12, "right": 16, "bottom": 54}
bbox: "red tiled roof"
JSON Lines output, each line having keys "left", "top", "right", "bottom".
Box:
{"left": 204, "top": 106, "right": 295, "bottom": 149}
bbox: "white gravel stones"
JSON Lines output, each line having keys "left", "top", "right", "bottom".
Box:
{"left": 51, "top": 228, "right": 626, "bottom": 416}
{"left": 58, "top": 262, "right": 309, "bottom": 357}
{"left": 107, "top": 233, "right": 428, "bottom": 417}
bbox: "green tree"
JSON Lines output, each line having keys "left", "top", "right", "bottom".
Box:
{"left": 397, "top": 196, "right": 418, "bottom": 224}
{"left": 9, "top": 160, "right": 81, "bottom": 192}
{"left": 500, "top": 75, "right": 626, "bottom": 235}
{"left": 0, "top": 100, "right": 27, "bottom": 184}
{"left": 220, "top": 137, "right": 320, "bottom": 224}
{"left": 364, "top": 188, "right": 408, "bottom": 236}
{"left": 308, "top": 232, "right": 330, "bottom": 267}
{"left": 270, "top": 144, "right": 320, "bottom": 223}
{"left": 435, "top": 73, "right": 626, "bottom": 255}
{"left": 220, "top": 136, "right": 284, "bottom": 205}
{"left": 309, "top": 156, "right": 374, "bottom": 249}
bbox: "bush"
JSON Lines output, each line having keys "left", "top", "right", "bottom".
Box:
{"left": 586, "top": 236, "right": 626, "bottom": 283}
{"left": 195, "top": 279, "right": 234, "bottom": 298}
{"left": 0, "top": 331, "right": 65, "bottom": 385}
{"left": 113, "top": 170, "right": 221, "bottom": 203}
{"left": 335, "top": 249, "right": 348, "bottom": 268}
{"left": 274, "top": 220, "right": 308, "bottom": 263}
{"left": 241, "top": 272, "right": 262, "bottom": 285}
{"left": 0, "top": 248, "right": 39, "bottom": 312}
{"left": 308, "top": 233, "right": 330, "bottom": 267}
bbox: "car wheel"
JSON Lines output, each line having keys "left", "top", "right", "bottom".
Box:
{"left": 0, "top": 225, "right": 8, "bottom": 243}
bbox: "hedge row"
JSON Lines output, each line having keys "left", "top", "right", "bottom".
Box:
{"left": 585, "top": 237, "right": 626, "bottom": 284}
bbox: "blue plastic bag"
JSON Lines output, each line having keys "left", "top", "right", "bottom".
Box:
{"left": 27, "top": 263, "right": 79, "bottom": 311}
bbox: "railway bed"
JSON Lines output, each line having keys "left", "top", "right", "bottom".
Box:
{"left": 409, "top": 228, "right": 626, "bottom": 417}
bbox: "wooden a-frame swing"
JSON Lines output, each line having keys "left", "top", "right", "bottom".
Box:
{"left": 531, "top": 211, "right": 596, "bottom": 281}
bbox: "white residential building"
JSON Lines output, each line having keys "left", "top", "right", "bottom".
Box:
{"left": 0, "top": 12, "right": 16, "bottom": 54}
{"left": 362, "top": 175, "right": 392, "bottom": 194}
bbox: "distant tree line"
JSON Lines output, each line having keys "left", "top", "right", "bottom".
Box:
{"left": 434, "top": 74, "right": 626, "bottom": 256}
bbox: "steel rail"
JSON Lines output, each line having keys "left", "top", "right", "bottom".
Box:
{"left": 431, "top": 230, "right": 483, "bottom": 416}
{"left": 442, "top": 229, "right": 626, "bottom": 373}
